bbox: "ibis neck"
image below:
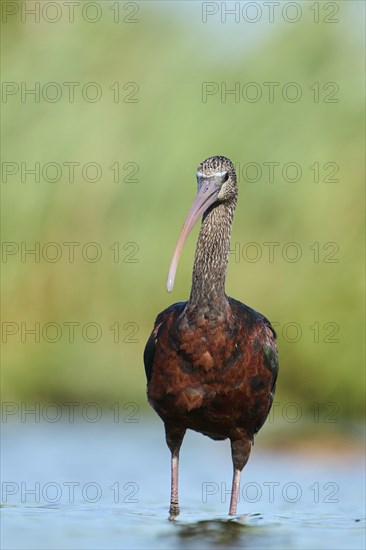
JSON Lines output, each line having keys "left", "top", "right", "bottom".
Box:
{"left": 187, "top": 200, "right": 236, "bottom": 316}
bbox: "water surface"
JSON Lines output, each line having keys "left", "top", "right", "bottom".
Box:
{"left": 1, "top": 417, "right": 364, "bottom": 549}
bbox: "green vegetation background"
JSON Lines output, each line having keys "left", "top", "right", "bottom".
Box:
{"left": 2, "top": 2, "right": 364, "bottom": 424}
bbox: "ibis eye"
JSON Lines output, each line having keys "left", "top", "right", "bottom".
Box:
{"left": 223, "top": 172, "right": 229, "bottom": 182}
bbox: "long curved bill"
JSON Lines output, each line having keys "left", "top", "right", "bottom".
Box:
{"left": 166, "top": 179, "right": 220, "bottom": 292}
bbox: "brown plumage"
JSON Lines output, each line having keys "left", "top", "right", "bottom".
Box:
{"left": 144, "top": 156, "right": 278, "bottom": 517}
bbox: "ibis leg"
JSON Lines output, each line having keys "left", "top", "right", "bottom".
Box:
{"left": 229, "top": 437, "right": 252, "bottom": 516}
{"left": 165, "top": 424, "right": 186, "bottom": 518}
{"left": 229, "top": 467, "right": 241, "bottom": 516}
{"left": 170, "top": 449, "right": 180, "bottom": 516}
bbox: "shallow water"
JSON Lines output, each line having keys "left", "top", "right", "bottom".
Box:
{"left": 1, "top": 416, "right": 365, "bottom": 549}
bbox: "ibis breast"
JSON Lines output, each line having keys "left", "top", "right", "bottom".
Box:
{"left": 144, "top": 298, "right": 278, "bottom": 441}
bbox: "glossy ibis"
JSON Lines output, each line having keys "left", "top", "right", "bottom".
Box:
{"left": 144, "top": 156, "right": 278, "bottom": 517}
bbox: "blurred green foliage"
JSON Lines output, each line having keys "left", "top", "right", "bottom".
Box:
{"left": 1, "top": 2, "right": 364, "bottom": 421}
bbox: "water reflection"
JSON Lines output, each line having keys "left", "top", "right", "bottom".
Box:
{"left": 173, "top": 516, "right": 265, "bottom": 547}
